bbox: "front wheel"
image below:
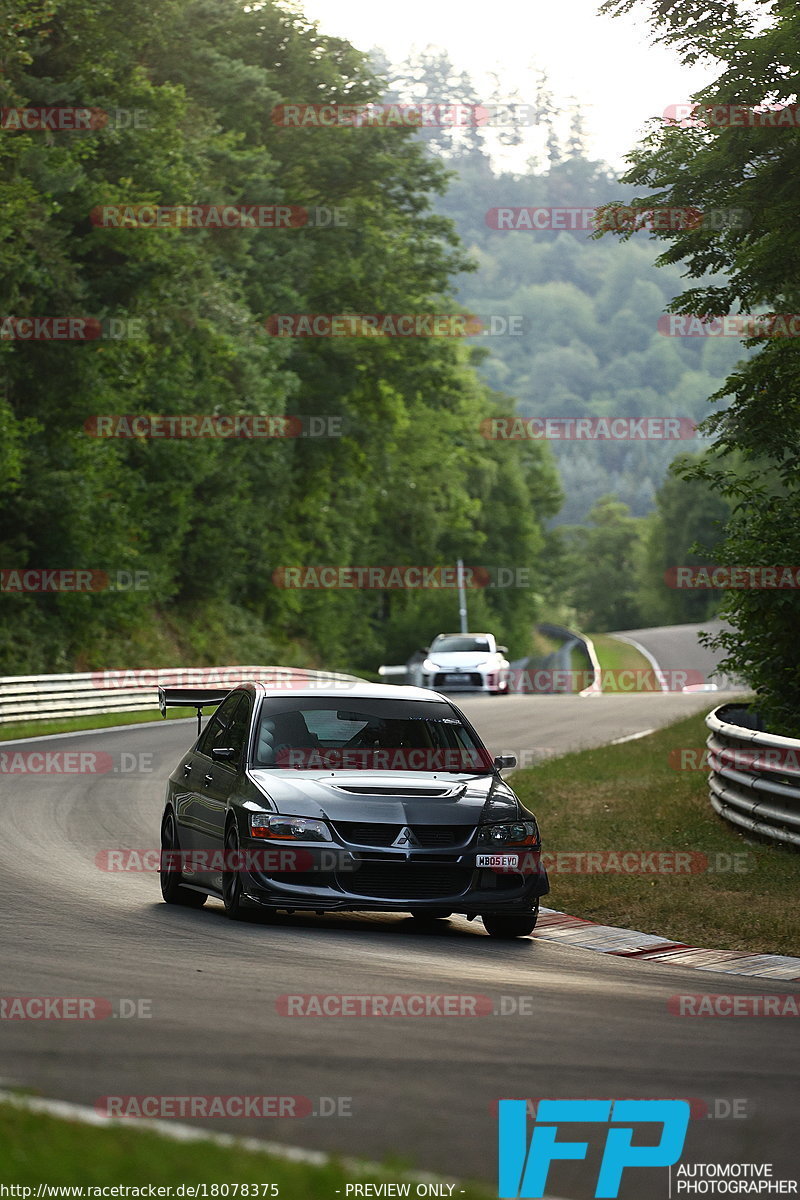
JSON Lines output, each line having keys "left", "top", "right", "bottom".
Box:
{"left": 482, "top": 906, "right": 538, "bottom": 939}
{"left": 160, "top": 813, "right": 206, "bottom": 908}
{"left": 222, "top": 822, "right": 252, "bottom": 920}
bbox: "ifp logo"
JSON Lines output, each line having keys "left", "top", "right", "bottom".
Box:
{"left": 498, "top": 1099, "right": 690, "bottom": 1197}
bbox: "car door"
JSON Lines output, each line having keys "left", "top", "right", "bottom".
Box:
{"left": 175, "top": 692, "right": 243, "bottom": 863}
{"left": 190, "top": 693, "right": 252, "bottom": 886}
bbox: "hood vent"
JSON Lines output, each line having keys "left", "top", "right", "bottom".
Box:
{"left": 329, "top": 783, "right": 462, "bottom": 798}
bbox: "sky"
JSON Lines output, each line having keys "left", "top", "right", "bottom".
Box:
{"left": 294, "top": 0, "right": 714, "bottom": 171}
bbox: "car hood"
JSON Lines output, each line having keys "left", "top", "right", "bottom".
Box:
{"left": 247, "top": 769, "right": 518, "bottom": 824}
{"left": 427, "top": 652, "right": 499, "bottom": 667}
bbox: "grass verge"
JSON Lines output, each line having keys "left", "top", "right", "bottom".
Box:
{"left": 0, "top": 709, "right": 191, "bottom": 743}
{"left": 587, "top": 633, "right": 652, "bottom": 676}
{"left": 511, "top": 709, "right": 800, "bottom": 956}
{"left": 561, "top": 633, "right": 653, "bottom": 693}
{"left": 0, "top": 1101, "right": 491, "bottom": 1195}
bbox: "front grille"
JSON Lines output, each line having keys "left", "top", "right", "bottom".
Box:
{"left": 433, "top": 672, "right": 483, "bottom": 688}
{"left": 333, "top": 822, "right": 474, "bottom": 848}
{"left": 345, "top": 862, "right": 473, "bottom": 899}
{"left": 333, "top": 822, "right": 401, "bottom": 846}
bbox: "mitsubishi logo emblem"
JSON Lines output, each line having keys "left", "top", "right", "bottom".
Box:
{"left": 392, "top": 826, "right": 419, "bottom": 848}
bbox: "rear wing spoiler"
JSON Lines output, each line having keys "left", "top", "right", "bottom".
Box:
{"left": 158, "top": 687, "right": 232, "bottom": 734}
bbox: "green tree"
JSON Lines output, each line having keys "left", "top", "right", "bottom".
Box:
{"left": 0, "top": 0, "right": 562, "bottom": 673}
{"left": 635, "top": 453, "right": 731, "bottom": 625}
{"left": 561, "top": 496, "right": 645, "bottom": 631}
{"left": 601, "top": 0, "right": 800, "bottom": 732}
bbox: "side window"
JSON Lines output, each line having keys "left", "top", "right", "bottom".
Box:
{"left": 196, "top": 692, "right": 241, "bottom": 757}
{"left": 224, "top": 696, "right": 252, "bottom": 765}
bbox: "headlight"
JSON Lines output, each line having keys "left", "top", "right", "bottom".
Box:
{"left": 250, "top": 814, "right": 331, "bottom": 842}
{"left": 422, "top": 659, "right": 438, "bottom": 672}
{"left": 478, "top": 821, "right": 539, "bottom": 846}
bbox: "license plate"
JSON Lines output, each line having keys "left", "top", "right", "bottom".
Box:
{"left": 477, "top": 854, "right": 519, "bottom": 869}
{"left": 445, "top": 673, "right": 466, "bottom": 682}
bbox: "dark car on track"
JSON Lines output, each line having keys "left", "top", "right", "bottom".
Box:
{"left": 158, "top": 681, "right": 549, "bottom": 937}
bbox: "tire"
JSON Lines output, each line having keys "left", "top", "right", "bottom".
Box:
{"left": 160, "top": 812, "right": 207, "bottom": 908}
{"left": 410, "top": 910, "right": 452, "bottom": 922}
{"left": 222, "top": 821, "right": 252, "bottom": 921}
{"left": 482, "top": 906, "right": 538, "bottom": 939}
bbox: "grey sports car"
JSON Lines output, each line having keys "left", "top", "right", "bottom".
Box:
{"left": 159, "top": 681, "right": 549, "bottom": 938}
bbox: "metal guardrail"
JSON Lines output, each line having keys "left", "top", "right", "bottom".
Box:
{"left": 0, "top": 666, "right": 362, "bottom": 725}
{"left": 705, "top": 703, "right": 800, "bottom": 848}
{"left": 536, "top": 623, "right": 602, "bottom": 696}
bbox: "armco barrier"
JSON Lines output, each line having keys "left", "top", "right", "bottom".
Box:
{"left": 0, "top": 666, "right": 361, "bottom": 725}
{"left": 537, "top": 622, "right": 602, "bottom": 696}
{"left": 705, "top": 703, "right": 800, "bottom": 848}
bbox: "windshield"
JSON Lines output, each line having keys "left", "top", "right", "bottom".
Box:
{"left": 430, "top": 636, "right": 492, "bottom": 654}
{"left": 252, "top": 696, "right": 492, "bottom": 772}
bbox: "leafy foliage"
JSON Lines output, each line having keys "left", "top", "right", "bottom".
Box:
{"left": 0, "top": 0, "right": 560, "bottom": 673}
{"left": 599, "top": 0, "right": 800, "bottom": 731}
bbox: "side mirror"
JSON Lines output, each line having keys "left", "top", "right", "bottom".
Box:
{"left": 494, "top": 754, "right": 517, "bottom": 770}
{"left": 497, "top": 645, "right": 508, "bottom": 654}
{"left": 420, "top": 647, "right": 429, "bottom": 655}
{"left": 211, "top": 746, "right": 237, "bottom": 763}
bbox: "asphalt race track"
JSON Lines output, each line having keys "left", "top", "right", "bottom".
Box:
{"left": 1, "top": 690, "right": 796, "bottom": 1199}
{"left": 612, "top": 621, "right": 732, "bottom": 688}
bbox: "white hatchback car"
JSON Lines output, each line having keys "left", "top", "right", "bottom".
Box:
{"left": 422, "top": 633, "right": 511, "bottom": 695}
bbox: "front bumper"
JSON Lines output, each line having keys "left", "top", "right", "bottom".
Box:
{"left": 239, "top": 839, "right": 549, "bottom": 914}
{"left": 424, "top": 670, "right": 503, "bottom": 693}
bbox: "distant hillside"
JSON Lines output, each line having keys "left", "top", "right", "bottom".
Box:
{"left": 431, "top": 153, "right": 747, "bottom": 523}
